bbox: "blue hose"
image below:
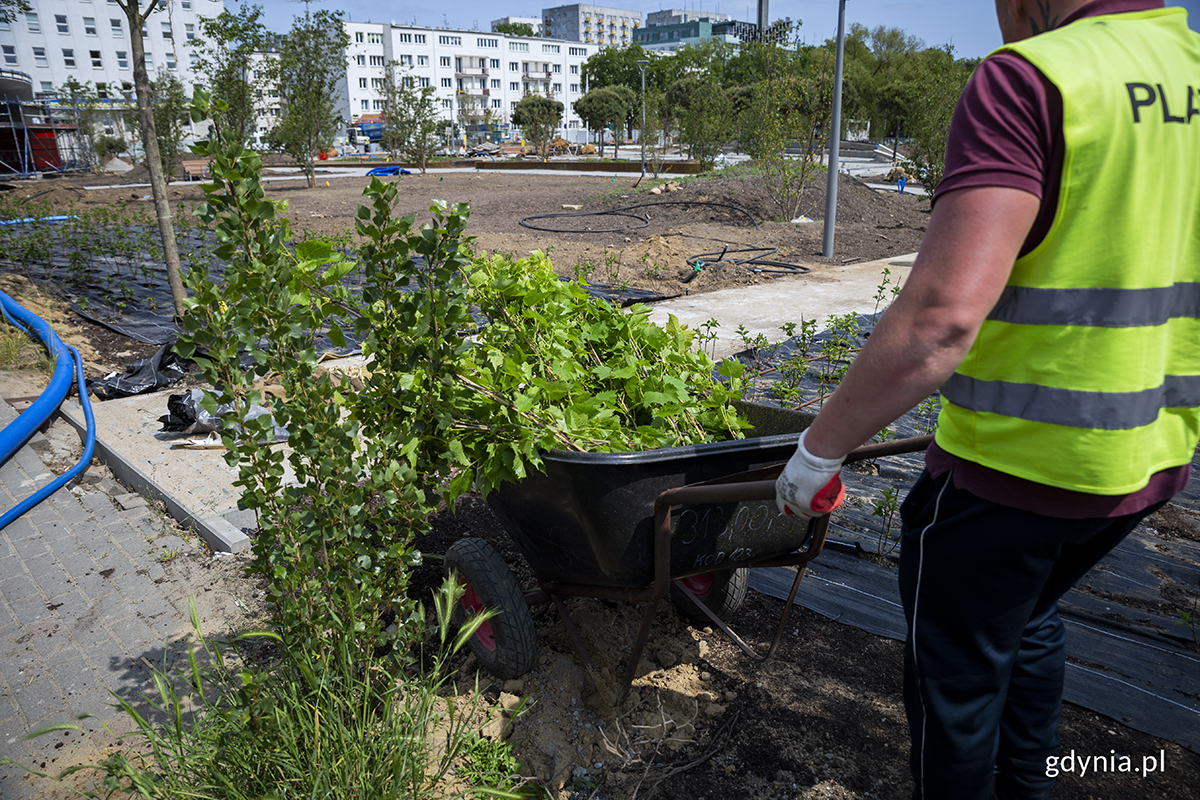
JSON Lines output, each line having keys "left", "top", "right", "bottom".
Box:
{"left": 0, "top": 290, "right": 97, "bottom": 532}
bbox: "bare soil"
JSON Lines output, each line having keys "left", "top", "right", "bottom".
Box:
{"left": 2, "top": 168, "right": 1197, "bottom": 799}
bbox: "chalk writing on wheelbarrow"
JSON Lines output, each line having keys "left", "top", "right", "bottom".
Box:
{"left": 677, "top": 502, "right": 783, "bottom": 568}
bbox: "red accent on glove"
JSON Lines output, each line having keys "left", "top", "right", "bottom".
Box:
{"left": 811, "top": 474, "right": 846, "bottom": 515}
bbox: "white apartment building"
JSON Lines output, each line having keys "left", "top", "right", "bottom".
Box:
{"left": 541, "top": 4, "right": 643, "bottom": 47}
{"left": 0, "top": 0, "right": 215, "bottom": 101}
{"left": 340, "top": 22, "right": 594, "bottom": 141}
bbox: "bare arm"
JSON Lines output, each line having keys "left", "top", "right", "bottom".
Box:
{"left": 802, "top": 186, "right": 1041, "bottom": 460}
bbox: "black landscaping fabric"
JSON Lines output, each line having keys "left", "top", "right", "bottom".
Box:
{"left": 0, "top": 220, "right": 670, "bottom": 347}
{"left": 736, "top": 315, "right": 1200, "bottom": 755}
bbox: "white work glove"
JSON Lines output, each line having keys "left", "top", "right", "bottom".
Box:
{"left": 775, "top": 429, "right": 847, "bottom": 519}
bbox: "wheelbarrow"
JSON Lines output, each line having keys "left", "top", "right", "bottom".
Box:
{"left": 446, "top": 431, "right": 932, "bottom": 704}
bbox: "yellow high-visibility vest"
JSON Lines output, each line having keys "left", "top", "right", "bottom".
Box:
{"left": 936, "top": 8, "right": 1200, "bottom": 494}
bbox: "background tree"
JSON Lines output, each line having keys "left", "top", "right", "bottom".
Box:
{"left": 906, "top": 45, "right": 974, "bottom": 193}
{"left": 55, "top": 79, "right": 104, "bottom": 169}
{"left": 510, "top": 94, "right": 563, "bottom": 161}
{"left": 573, "top": 86, "right": 632, "bottom": 158}
{"left": 189, "top": 5, "right": 271, "bottom": 146}
{"left": 268, "top": 9, "right": 350, "bottom": 188}
{"left": 581, "top": 44, "right": 656, "bottom": 92}
{"left": 493, "top": 21, "right": 534, "bottom": 37}
{"left": 114, "top": 0, "right": 186, "bottom": 315}
{"left": 376, "top": 62, "right": 443, "bottom": 172}
{"left": 149, "top": 69, "right": 191, "bottom": 179}
{"left": 666, "top": 74, "right": 732, "bottom": 169}
{"left": 0, "top": 0, "right": 30, "bottom": 25}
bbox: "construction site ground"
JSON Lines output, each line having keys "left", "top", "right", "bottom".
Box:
{"left": 0, "top": 165, "right": 1197, "bottom": 799}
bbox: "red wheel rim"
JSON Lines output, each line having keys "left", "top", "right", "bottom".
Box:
{"left": 680, "top": 573, "right": 715, "bottom": 596}
{"left": 459, "top": 582, "right": 497, "bottom": 651}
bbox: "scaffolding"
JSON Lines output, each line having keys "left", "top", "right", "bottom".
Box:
{"left": 0, "top": 69, "right": 86, "bottom": 177}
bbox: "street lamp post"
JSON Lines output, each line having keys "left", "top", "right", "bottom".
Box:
{"left": 822, "top": 0, "right": 848, "bottom": 258}
{"left": 637, "top": 59, "right": 649, "bottom": 176}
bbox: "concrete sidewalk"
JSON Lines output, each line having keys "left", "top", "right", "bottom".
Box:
{"left": 0, "top": 400, "right": 206, "bottom": 799}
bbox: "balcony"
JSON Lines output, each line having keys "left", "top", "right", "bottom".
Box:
{"left": 523, "top": 71, "right": 552, "bottom": 81}
{"left": 455, "top": 67, "right": 488, "bottom": 77}
{"left": 461, "top": 87, "right": 490, "bottom": 97}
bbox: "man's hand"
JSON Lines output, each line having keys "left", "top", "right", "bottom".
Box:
{"left": 776, "top": 429, "right": 847, "bottom": 519}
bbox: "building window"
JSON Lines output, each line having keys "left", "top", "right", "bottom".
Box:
{"left": 162, "top": 21, "right": 172, "bottom": 38}
{"left": 552, "top": 83, "right": 561, "bottom": 93}
{"left": 91, "top": 50, "right": 102, "bottom": 68}
{"left": 542, "top": 44, "right": 560, "bottom": 53}
{"left": 373, "top": 99, "right": 383, "bottom": 109}
{"left": 569, "top": 47, "right": 587, "bottom": 56}
{"left": 442, "top": 98, "right": 451, "bottom": 108}
{"left": 418, "top": 55, "right": 428, "bottom": 66}
{"left": 420, "top": 77, "right": 430, "bottom": 87}
{"left": 356, "top": 54, "right": 365, "bottom": 65}
{"left": 111, "top": 18, "right": 122, "bottom": 36}
{"left": 439, "top": 35, "right": 461, "bottom": 46}
{"left": 490, "top": 78, "right": 499, "bottom": 88}
{"left": 83, "top": 16, "right": 96, "bottom": 34}
{"left": 509, "top": 61, "right": 518, "bottom": 71}
{"left": 441, "top": 78, "right": 452, "bottom": 88}
{"left": 478, "top": 38, "right": 497, "bottom": 48}
{"left": 510, "top": 101, "right": 516, "bottom": 110}
{"left": 369, "top": 55, "right": 385, "bottom": 66}
{"left": 182, "top": 0, "right": 191, "bottom": 8}
{"left": 368, "top": 33, "right": 383, "bottom": 44}
{"left": 509, "top": 41, "right": 528, "bottom": 51}
{"left": 488, "top": 58, "right": 499, "bottom": 69}
{"left": 509, "top": 82, "right": 518, "bottom": 91}
{"left": 144, "top": 51, "right": 153, "bottom": 69}
{"left": 358, "top": 77, "right": 368, "bottom": 88}
{"left": 166, "top": 52, "right": 175, "bottom": 69}
{"left": 570, "top": 64, "right": 579, "bottom": 74}
{"left": 570, "top": 83, "right": 579, "bottom": 93}
{"left": 397, "top": 54, "right": 413, "bottom": 66}
{"left": 440, "top": 56, "right": 451, "bottom": 67}
{"left": 96, "top": 82, "right": 108, "bottom": 99}
{"left": 355, "top": 32, "right": 364, "bottom": 42}
{"left": 553, "top": 64, "right": 561, "bottom": 72}
{"left": 185, "top": 23, "right": 194, "bottom": 40}
{"left": 371, "top": 77, "right": 384, "bottom": 88}
{"left": 40, "top": 81, "right": 53, "bottom": 93}
{"left": 116, "top": 50, "right": 128, "bottom": 68}
{"left": 1, "top": 45, "right": 16, "bottom": 66}
{"left": 63, "top": 48, "right": 76, "bottom": 67}
{"left": 414, "top": 34, "right": 426, "bottom": 43}
{"left": 190, "top": 52, "right": 199, "bottom": 68}
{"left": 492, "top": 99, "right": 501, "bottom": 108}
{"left": 361, "top": 99, "right": 369, "bottom": 110}
{"left": 32, "top": 46, "right": 47, "bottom": 67}
{"left": 397, "top": 33, "right": 411, "bottom": 42}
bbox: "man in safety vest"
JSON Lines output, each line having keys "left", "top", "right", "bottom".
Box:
{"left": 775, "top": 1, "right": 1200, "bottom": 798}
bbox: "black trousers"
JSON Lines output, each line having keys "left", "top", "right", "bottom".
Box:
{"left": 897, "top": 469, "right": 1163, "bottom": 800}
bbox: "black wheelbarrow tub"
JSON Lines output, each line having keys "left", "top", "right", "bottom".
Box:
{"left": 486, "top": 432, "right": 810, "bottom": 588}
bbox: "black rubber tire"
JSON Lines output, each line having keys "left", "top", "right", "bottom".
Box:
{"left": 444, "top": 537, "right": 537, "bottom": 680}
{"left": 670, "top": 567, "right": 750, "bottom": 626}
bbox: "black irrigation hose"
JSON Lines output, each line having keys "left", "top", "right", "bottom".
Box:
{"left": 688, "top": 246, "right": 811, "bottom": 277}
{"left": 518, "top": 200, "right": 812, "bottom": 279}
{"left": 519, "top": 200, "right": 760, "bottom": 234}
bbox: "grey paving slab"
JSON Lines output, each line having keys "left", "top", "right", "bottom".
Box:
{"left": 2, "top": 516, "right": 37, "bottom": 544}
{"left": 0, "top": 573, "right": 39, "bottom": 602}
{"left": 10, "top": 534, "right": 50, "bottom": 562}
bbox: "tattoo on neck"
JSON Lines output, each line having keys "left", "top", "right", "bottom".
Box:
{"left": 1030, "top": 1, "right": 1061, "bottom": 35}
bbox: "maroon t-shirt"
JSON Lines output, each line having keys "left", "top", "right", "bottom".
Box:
{"left": 926, "top": 0, "right": 1191, "bottom": 518}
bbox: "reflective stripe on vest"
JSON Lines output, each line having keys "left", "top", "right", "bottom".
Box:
{"left": 989, "top": 283, "right": 1200, "bottom": 328}
{"left": 942, "top": 373, "right": 1200, "bottom": 431}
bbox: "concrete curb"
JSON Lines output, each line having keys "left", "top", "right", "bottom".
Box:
{"left": 55, "top": 400, "right": 250, "bottom": 554}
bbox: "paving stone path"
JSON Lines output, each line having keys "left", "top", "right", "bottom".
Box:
{"left": 0, "top": 401, "right": 199, "bottom": 799}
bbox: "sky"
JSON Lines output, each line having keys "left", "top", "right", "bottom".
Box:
{"left": 252, "top": 0, "right": 1200, "bottom": 62}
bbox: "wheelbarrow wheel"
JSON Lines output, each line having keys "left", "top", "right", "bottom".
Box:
{"left": 670, "top": 567, "right": 749, "bottom": 626}
{"left": 445, "top": 537, "right": 537, "bottom": 680}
